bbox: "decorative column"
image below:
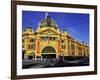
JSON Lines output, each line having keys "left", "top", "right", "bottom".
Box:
{"left": 69, "top": 40, "right": 71, "bottom": 56}
{"left": 24, "top": 36, "right": 29, "bottom": 60}
{"left": 37, "top": 39, "right": 40, "bottom": 53}
{"left": 75, "top": 43, "right": 77, "bottom": 56}
{"left": 35, "top": 38, "right": 40, "bottom": 59}
{"left": 84, "top": 47, "right": 86, "bottom": 57}
{"left": 57, "top": 39, "right": 61, "bottom": 58}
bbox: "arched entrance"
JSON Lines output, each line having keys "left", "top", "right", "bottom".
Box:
{"left": 28, "top": 53, "right": 35, "bottom": 60}
{"left": 41, "top": 46, "right": 56, "bottom": 58}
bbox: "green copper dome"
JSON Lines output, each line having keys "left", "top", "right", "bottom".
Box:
{"left": 38, "top": 13, "right": 58, "bottom": 29}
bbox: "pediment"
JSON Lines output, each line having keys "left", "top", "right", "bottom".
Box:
{"left": 39, "top": 29, "right": 59, "bottom": 35}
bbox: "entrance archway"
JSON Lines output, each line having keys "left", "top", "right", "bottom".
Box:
{"left": 28, "top": 53, "right": 35, "bottom": 60}
{"left": 41, "top": 46, "right": 56, "bottom": 58}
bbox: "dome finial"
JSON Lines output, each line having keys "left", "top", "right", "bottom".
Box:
{"left": 45, "top": 12, "right": 48, "bottom": 19}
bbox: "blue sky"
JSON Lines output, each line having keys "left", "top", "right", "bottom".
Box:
{"left": 22, "top": 11, "right": 89, "bottom": 45}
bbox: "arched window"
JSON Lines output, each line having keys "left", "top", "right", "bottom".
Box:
{"left": 30, "top": 39, "right": 34, "bottom": 42}
{"left": 79, "top": 53, "right": 82, "bottom": 56}
{"left": 42, "top": 46, "right": 56, "bottom": 53}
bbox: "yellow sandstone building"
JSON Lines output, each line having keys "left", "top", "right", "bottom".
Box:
{"left": 22, "top": 14, "right": 89, "bottom": 60}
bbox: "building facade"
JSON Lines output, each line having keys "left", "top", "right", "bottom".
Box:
{"left": 22, "top": 14, "right": 89, "bottom": 60}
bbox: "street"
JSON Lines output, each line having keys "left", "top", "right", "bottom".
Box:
{"left": 22, "top": 58, "right": 89, "bottom": 69}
